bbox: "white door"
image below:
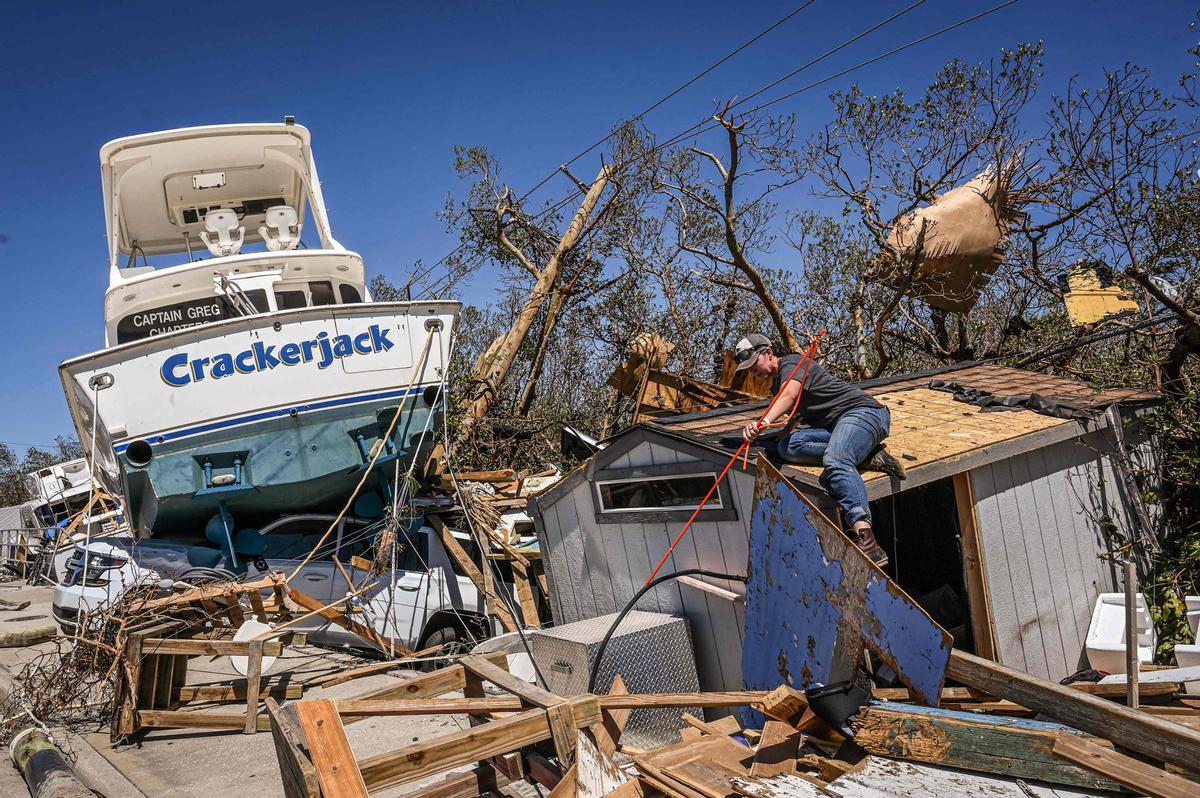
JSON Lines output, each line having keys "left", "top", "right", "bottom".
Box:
{"left": 340, "top": 520, "right": 434, "bottom": 649}
{"left": 260, "top": 516, "right": 337, "bottom": 633}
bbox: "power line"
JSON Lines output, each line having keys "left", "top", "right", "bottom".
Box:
{"left": 0, "top": 440, "right": 62, "bottom": 451}
{"left": 518, "top": 0, "right": 820, "bottom": 202}
{"left": 419, "top": 0, "right": 1021, "bottom": 299}
{"left": 403, "top": 1, "right": 820, "bottom": 294}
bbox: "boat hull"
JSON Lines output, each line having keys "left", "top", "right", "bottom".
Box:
{"left": 60, "top": 301, "right": 458, "bottom": 537}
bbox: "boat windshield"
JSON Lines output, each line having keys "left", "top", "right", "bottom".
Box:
{"left": 113, "top": 278, "right": 363, "bottom": 344}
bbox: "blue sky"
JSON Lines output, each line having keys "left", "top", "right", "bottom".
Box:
{"left": 0, "top": 0, "right": 1194, "bottom": 452}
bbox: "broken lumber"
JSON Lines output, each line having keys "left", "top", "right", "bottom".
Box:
{"left": 948, "top": 648, "right": 1200, "bottom": 774}
{"left": 357, "top": 696, "right": 602, "bottom": 793}
{"left": 429, "top": 515, "right": 518, "bottom": 632}
{"left": 749, "top": 721, "right": 804, "bottom": 778}
{"left": 760, "top": 684, "right": 806, "bottom": 723}
{"left": 175, "top": 681, "right": 302, "bottom": 703}
{"left": 137, "top": 710, "right": 272, "bottom": 732}
{"left": 851, "top": 702, "right": 1123, "bottom": 790}
{"left": 294, "top": 700, "right": 367, "bottom": 797}
{"left": 267, "top": 699, "right": 320, "bottom": 798}
{"left": 1052, "top": 732, "right": 1197, "bottom": 798}
{"left": 141, "top": 638, "right": 283, "bottom": 657}
{"left": 336, "top": 690, "right": 770, "bottom": 717}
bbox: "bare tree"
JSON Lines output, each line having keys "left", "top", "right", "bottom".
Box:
{"left": 453, "top": 161, "right": 615, "bottom": 444}
{"left": 656, "top": 102, "right": 805, "bottom": 352}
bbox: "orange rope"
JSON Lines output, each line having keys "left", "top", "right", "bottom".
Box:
{"left": 644, "top": 330, "right": 825, "bottom": 586}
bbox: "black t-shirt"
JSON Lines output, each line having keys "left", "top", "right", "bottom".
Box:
{"left": 771, "top": 356, "right": 883, "bottom": 430}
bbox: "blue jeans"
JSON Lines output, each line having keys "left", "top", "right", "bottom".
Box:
{"left": 775, "top": 406, "right": 891, "bottom": 527}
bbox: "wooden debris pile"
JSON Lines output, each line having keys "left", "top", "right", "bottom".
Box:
{"left": 429, "top": 465, "right": 560, "bottom": 630}
{"left": 267, "top": 647, "right": 1200, "bottom": 798}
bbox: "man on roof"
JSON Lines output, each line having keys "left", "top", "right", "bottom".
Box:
{"left": 735, "top": 333, "right": 906, "bottom": 567}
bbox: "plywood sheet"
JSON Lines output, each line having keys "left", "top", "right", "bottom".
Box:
{"left": 742, "top": 458, "right": 951, "bottom": 705}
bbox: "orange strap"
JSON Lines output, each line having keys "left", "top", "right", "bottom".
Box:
{"left": 646, "top": 331, "right": 825, "bottom": 586}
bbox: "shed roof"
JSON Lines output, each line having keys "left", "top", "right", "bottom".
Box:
{"left": 646, "top": 363, "right": 1156, "bottom": 499}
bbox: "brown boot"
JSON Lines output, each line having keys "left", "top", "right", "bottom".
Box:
{"left": 866, "top": 446, "right": 907, "bottom": 480}
{"left": 850, "top": 523, "right": 889, "bottom": 568}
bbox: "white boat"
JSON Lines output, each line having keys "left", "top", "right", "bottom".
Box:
{"left": 59, "top": 122, "right": 457, "bottom": 552}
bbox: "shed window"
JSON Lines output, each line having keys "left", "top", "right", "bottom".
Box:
{"left": 596, "top": 473, "right": 719, "bottom": 513}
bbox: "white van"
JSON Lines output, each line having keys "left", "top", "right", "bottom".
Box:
{"left": 52, "top": 514, "right": 500, "bottom": 653}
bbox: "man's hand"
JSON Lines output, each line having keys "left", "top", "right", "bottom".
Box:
{"left": 742, "top": 421, "right": 763, "bottom": 443}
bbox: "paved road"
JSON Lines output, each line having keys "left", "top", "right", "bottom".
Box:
{"left": 0, "top": 579, "right": 484, "bottom": 797}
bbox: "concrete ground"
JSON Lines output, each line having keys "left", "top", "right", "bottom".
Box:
{"left": 0, "top": 579, "right": 509, "bottom": 797}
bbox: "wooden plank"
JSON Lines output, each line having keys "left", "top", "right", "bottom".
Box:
{"left": 750, "top": 721, "right": 803, "bottom": 778}
{"left": 547, "top": 701, "right": 581, "bottom": 766}
{"left": 115, "top": 633, "right": 145, "bottom": 739}
{"left": 176, "top": 682, "right": 303, "bottom": 703}
{"left": 745, "top": 458, "right": 951, "bottom": 706}
{"left": 248, "top": 586, "right": 269, "bottom": 623}
{"left": 635, "top": 734, "right": 755, "bottom": 798}
{"left": 731, "top": 773, "right": 827, "bottom": 798}
{"left": 1069, "top": 680, "right": 1177, "bottom": 698}
{"left": 949, "top": 648, "right": 1200, "bottom": 775}
{"left": 137, "top": 709, "right": 272, "bottom": 731}
{"left": 243, "top": 640, "right": 263, "bottom": 734}
{"left": 682, "top": 713, "right": 745, "bottom": 742}
{"left": 357, "top": 696, "right": 601, "bottom": 793}
{"left": 760, "top": 685, "right": 806, "bottom": 723}
{"left": 391, "top": 762, "right": 510, "bottom": 798}
{"left": 953, "top": 472, "right": 996, "bottom": 660}
{"left": 341, "top": 651, "right": 507, "bottom": 712}
{"left": 460, "top": 654, "right": 563, "bottom": 707}
{"left": 286, "top": 585, "right": 398, "bottom": 651}
{"left": 266, "top": 699, "right": 321, "bottom": 798}
{"left": 141, "top": 639, "right": 283, "bottom": 657}
{"left": 676, "top": 575, "right": 744, "bottom": 604}
{"left": 294, "top": 699, "right": 367, "bottom": 797}
{"left": 336, "top": 691, "right": 770, "bottom": 717}
{"left": 577, "top": 728, "right": 628, "bottom": 798}
{"left": 153, "top": 654, "right": 175, "bottom": 710}
{"left": 513, "top": 556, "right": 542, "bottom": 627}
{"left": 550, "top": 765, "right": 578, "bottom": 798}
{"left": 1053, "top": 732, "right": 1196, "bottom": 798}
{"left": 429, "top": 515, "right": 518, "bottom": 632}
{"left": 595, "top": 673, "right": 631, "bottom": 760}
{"left": 852, "top": 702, "right": 1122, "bottom": 790}
{"left": 139, "top": 574, "right": 283, "bottom": 611}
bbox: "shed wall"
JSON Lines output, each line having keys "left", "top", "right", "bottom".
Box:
{"left": 969, "top": 429, "right": 1129, "bottom": 681}
{"left": 535, "top": 439, "right": 752, "bottom": 695}
{"left": 537, "top": 421, "right": 1151, "bottom": 691}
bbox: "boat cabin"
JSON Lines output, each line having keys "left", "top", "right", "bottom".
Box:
{"left": 100, "top": 122, "right": 368, "bottom": 347}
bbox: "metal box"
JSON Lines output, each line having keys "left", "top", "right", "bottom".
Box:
{"left": 529, "top": 610, "right": 700, "bottom": 748}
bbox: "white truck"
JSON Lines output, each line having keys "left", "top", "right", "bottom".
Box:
{"left": 51, "top": 513, "right": 499, "bottom": 654}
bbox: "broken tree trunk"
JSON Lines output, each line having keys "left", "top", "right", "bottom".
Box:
{"left": 456, "top": 165, "right": 614, "bottom": 443}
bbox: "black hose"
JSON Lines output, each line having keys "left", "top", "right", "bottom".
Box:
{"left": 177, "top": 567, "right": 239, "bottom": 584}
{"left": 586, "top": 568, "right": 746, "bottom": 694}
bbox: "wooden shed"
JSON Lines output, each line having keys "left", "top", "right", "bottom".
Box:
{"left": 530, "top": 364, "right": 1157, "bottom": 695}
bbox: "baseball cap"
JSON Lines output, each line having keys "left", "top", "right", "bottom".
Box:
{"left": 732, "top": 333, "right": 772, "bottom": 371}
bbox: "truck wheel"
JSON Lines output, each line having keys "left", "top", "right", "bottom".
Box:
{"left": 417, "top": 622, "right": 470, "bottom": 671}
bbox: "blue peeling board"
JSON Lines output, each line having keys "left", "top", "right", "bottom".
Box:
{"left": 742, "top": 457, "right": 951, "bottom": 706}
